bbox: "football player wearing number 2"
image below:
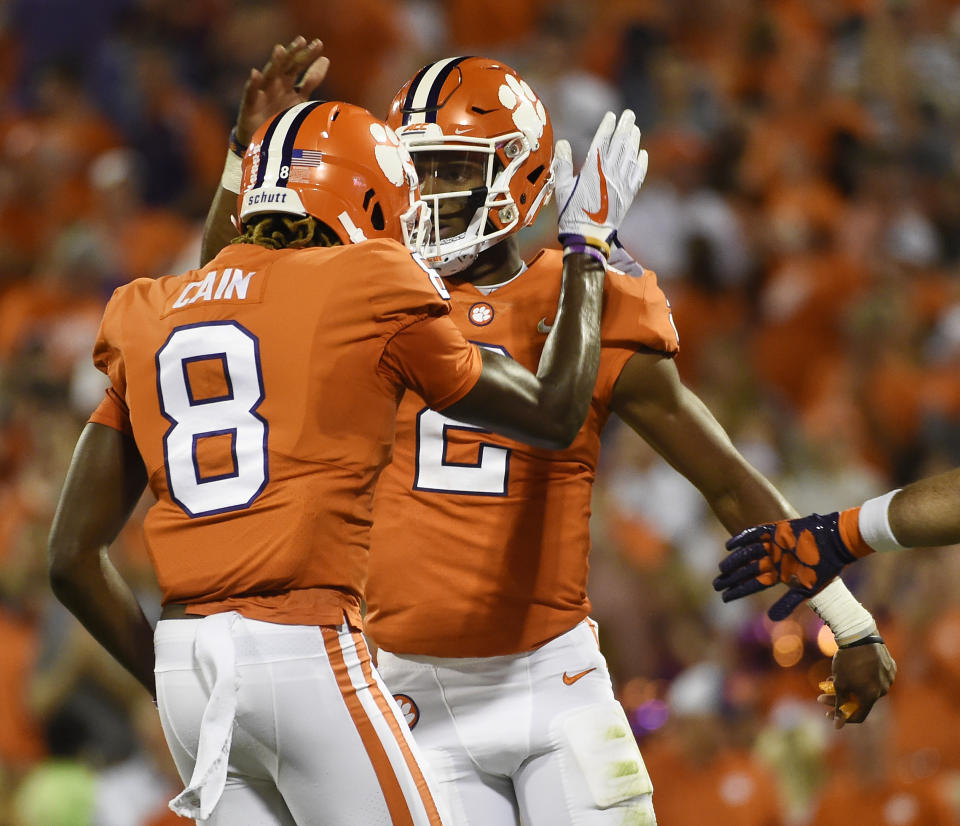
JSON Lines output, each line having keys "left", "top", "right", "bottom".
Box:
{"left": 46, "top": 93, "right": 643, "bottom": 824}
{"left": 366, "top": 58, "right": 895, "bottom": 823}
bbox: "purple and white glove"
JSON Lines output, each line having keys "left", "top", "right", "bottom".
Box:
{"left": 553, "top": 110, "right": 648, "bottom": 253}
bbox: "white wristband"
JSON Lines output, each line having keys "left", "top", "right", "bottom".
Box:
{"left": 858, "top": 489, "right": 908, "bottom": 552}
{"left": 220, "top": 150, "right": 243, "bottom": 195}
{"left": 806, "top": 579, "right": 877, "bottom": 645}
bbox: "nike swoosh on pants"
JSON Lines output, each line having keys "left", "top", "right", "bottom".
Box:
{"left": 562, "top": 667, "right": 597, "bottom": 686}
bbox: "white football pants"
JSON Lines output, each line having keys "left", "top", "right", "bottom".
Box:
{"left": 376, "top": 619, "right": 656, "bottom": 826}
{"left": 154, "top": 612, "right": 447, "bottom": 825}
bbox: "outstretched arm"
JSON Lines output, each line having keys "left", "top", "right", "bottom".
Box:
{"left": 201, "top": 36, "right": 329, "bottom": 265}
{"left": 609, "top": 353, "right": 894, "bottom": 725}
{"left": 886, "top": 467, "right": 960, "bottom": 546}
{"left": 711, "top": 466, "right": 960, "bottom": 724}
{"left": 712, "top": 466, "right": 960, "bottom": 611}
{"left": 610, "top": 351, "right": 795, "bottom": 532}
{"left": 48, "top": 423, "right": 154, "bottom": 697}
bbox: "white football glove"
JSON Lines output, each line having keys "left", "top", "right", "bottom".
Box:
{"left": 554, "top": 110, "right": 648, "bottom": 247}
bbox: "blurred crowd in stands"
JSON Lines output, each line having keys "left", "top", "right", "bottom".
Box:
{"left": 3, "top": 0, "right": 960, "bottom": 823}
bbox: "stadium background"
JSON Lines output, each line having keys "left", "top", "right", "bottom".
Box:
{"left": 2, "top": 0, "right": 960, "bottom": 823}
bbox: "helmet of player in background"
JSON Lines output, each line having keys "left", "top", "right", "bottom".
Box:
{"left": 386, "top": 56, "right": 555, "bottom": 276}
{"left": 239, "top": 100, "right": 430, "bottom": 250}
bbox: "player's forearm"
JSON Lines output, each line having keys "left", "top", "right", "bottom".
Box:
{"left": 201, "top": 185, "right": 240, "bottom": 266}
{"left": 48, "top": 424, "right": 154, "bottom": 694}
{"left": 200, "top": 137, "right": 245, "bottom": 266}
{"left": 537, "top": 107, "right": 642, "bottom": 444}
{"left": 532, "top": 252, "right": 605, "bottom": 441}
{"left": 672, "top": 399, "right": 798, "bottom": 532}
{"left": 886, "top": 467, "right": 960, "bottom": 547}
{"left": 826, "top": 470, "right": 960, "bottom": 558}
{"left": 49, "top": 548, "right": 156, "bottom": 697}
{"left": 706, "top": 462, "right": 799, "bottom": 536}
{"left": 618, "top": 377, "right": 798, "bottom": 532}
{"left": 444, "top": 253, "right": 604, "bottom": 449}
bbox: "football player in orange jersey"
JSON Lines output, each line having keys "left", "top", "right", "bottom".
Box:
{"left": 369, "top": 59, "right": 886, "bottom": 825}
{"left": 46, "top": 92, "right": 655, "bottom": 825}
{"left": 199, "top": 42, "right": 895, "bottom": 824}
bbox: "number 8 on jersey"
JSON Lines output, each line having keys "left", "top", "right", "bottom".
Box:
{"left": 156, "top": 321, "right": 268, "bottom": 517}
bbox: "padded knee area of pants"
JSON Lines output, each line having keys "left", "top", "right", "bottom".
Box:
{"left": 611, "top": 793, "right": 657, "bottom": 825}
{"left": 559, "top": 702, "right": 654, "bottom": 809}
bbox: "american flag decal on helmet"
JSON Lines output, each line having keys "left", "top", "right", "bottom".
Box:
{"left": 291, "top": 149, "right": 324, "bottom": 167}
{"left": 253, "top": 100, "right": 325, "bottom": 188}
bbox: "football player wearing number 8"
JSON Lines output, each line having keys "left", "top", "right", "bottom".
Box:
{"left": 47, "top": 98, "right": 616, "bottom": 826}
{"left": 201, "top": 48, "right": 895, "bottom": 824}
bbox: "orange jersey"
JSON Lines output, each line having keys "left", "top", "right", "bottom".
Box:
{"left": 366, "top": 249, "right": 679, "bottom": 656}
{"left": 89, "top": 240, "right": 481, "bottom": 626}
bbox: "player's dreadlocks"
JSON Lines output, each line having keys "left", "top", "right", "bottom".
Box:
{"left": 233, "top": 214, "right": 343, "bottom": 249}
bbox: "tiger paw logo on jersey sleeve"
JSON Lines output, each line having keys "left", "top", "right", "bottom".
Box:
{"left": 497, "top": 74, "right": 547, "bottom": 150}
{"left": 393, "top": 694, "right": 420, "bottom": 729}
{"left": 368, "top": 123, "right": 417, "bottom": 188}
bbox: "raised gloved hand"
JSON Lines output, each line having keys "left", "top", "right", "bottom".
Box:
{"left": 235, "top": 36, "right": 330, "bottom": 146}
{"left": 714, "top": 511, "right": 874, "bottom": 621}
{"left": 553, "top": 110, "right": 647, "bottom": 250}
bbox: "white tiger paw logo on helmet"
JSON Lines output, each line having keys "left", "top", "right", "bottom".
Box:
{"left": 498, "top": 74, "right": 547, "bottom": 150}
{"left": 369, "top": 122, "right": 417, "bottom": 188}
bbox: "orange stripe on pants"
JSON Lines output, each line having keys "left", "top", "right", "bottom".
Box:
{"left": 586, "top": 618, "right": 600, "bottom": 649}
{"left": 323, "top": 626, "right": 416, "bottom": 826}
{"left": 351, "top": 630, "right": 444, "bottom": 826}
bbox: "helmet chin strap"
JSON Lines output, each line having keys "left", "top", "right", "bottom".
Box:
{"left": 435, "top": 199, "right": 489, "bottom": 275}
{"left": 337, "top": 212, "right": 368, "bottom": 244}
{"left": 433, "top": 249, "right": 478, "bottom": 277}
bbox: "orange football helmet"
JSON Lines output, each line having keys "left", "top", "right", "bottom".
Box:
{"left": 386, "top": 57, "right": 554, "bottom": 275}
{"left": 239, "top": 101, "right": 429, "bottom": 249}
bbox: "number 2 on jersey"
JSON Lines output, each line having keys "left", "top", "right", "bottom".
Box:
{"left": 156, "top": 322, "right": 268, "bottom": 517}
{"left": 413, "top": 343, "right": 510, "bottom": 496}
